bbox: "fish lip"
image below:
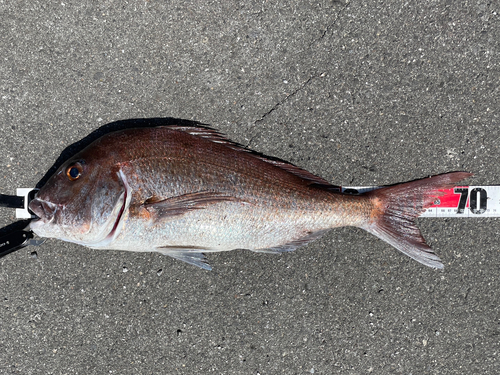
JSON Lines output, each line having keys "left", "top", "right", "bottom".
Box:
{"left": 29, "top": 198, "right": 58, "bottom": 223}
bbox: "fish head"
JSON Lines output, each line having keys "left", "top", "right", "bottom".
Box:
{"left": 29, "top": 150, "right": 130, "bottom": 247}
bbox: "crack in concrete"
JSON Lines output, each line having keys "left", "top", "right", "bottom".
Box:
{"left": 254, "top": 73, "right": 325, "bottom": 124}
{"left": 312, "top": 0, "right": 350, "bottom": 47}
{"left": 254, "top": 1, "right": 350, "bottom": 125}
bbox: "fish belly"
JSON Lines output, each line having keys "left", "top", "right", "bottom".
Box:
{"left": 107, "top": 196, "right": 365, "bottom": 253}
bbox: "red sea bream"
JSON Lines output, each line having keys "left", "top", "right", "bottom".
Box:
{"left": 29, "top": 126, "right": 471, "bottom": 270}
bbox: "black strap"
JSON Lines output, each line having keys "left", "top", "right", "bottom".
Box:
{"left": 0, "top": 194, "right": 24, "bottom": 209}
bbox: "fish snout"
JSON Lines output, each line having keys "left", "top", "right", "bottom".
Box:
{"left": 29, "top": 198, "right": 58, "bottom": 222}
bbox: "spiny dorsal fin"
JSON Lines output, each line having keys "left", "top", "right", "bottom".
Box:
{"left": 166, "top": 125, "right": 339, "bottom": 189}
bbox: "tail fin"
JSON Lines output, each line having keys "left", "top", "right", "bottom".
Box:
{"left": 362, "top": 172, "right": 472, "bottom": 269}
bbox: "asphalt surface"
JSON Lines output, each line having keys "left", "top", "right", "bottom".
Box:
{"left": 1, "top": 1, "right": 499, "bottom": 374}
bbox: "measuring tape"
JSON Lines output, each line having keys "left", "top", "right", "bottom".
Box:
{"left": 341, "top": 186, "right": 499, "bottom": 218}
{"left": 11, "top": 186, "right": 500, "bottom": 219}
{"left": 420, "top": 186, "right": 498, "bottom": 218}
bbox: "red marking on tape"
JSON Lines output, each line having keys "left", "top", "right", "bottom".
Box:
{"left": 426, "top": 186, "right": 469, "bottom": 208}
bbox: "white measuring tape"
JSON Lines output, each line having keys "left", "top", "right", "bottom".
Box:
{"left": 15, "top": 186, "right": 499, "bottom": 219}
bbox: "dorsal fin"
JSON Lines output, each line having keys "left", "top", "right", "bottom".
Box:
{"left": 166, "top": 125, "right": 338, "bottom": 189}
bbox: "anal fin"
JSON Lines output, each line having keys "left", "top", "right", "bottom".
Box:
{"left": 251, "top": 230, "right": 328, "bottom": 254}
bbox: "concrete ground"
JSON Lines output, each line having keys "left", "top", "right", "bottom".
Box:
{"left": 0, "top": 1, "right": 499, "bottom": 374}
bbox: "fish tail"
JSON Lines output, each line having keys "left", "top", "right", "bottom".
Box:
{"left": 361, "top": 172, "right": 473, "bottom": 269}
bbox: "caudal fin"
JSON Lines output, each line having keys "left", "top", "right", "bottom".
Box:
{"left": 362, "top": 172, "right": 473, "bottom": 269}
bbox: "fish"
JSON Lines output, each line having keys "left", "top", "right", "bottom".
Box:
{"left": 28, "top": 125, "right": 472, "bottom": 270}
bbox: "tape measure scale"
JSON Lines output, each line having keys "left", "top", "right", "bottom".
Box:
{"left": 421, "top": 186, "right": 498, "bottom": 218}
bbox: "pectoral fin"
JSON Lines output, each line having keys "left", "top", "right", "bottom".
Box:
{"left": 142, "top": 191, "right": 241, "bottom": 220}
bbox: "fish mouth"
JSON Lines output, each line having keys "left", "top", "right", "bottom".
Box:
{"left": 29, "top": 198, "right": 58, "bottom": 223}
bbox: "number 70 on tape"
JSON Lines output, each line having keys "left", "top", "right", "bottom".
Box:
{"left": 421, "top": 186, "right": 497, "bottom": 218}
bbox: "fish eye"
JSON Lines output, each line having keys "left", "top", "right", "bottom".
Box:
{"left": 66, "top": 162, "right": 83, "bottom": 181}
